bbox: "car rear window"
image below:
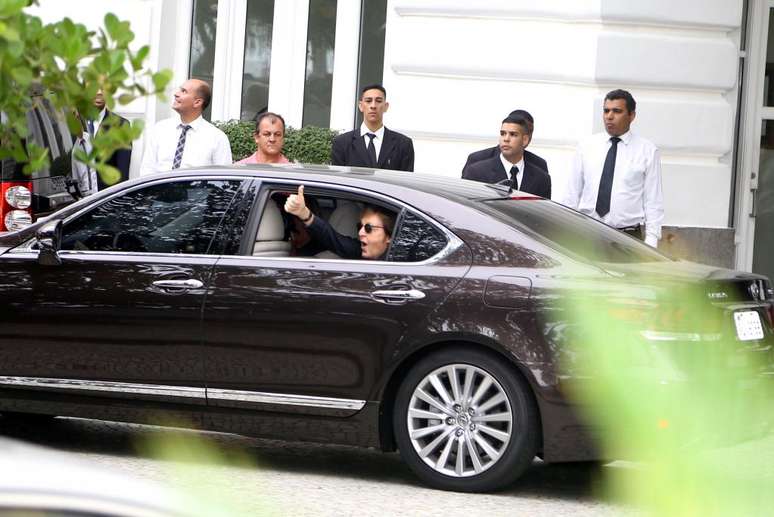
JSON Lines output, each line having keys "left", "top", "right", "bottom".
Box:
{"left": 483, "top": 199, "right": 670, "bottom": 264}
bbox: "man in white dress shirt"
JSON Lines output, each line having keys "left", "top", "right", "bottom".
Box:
{"left": 140, "top": 79, "right": 232, "bottom": 175}
{"left": 563, "top": 89, "right": 664, "bottom": 247}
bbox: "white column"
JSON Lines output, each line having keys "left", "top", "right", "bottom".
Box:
{"left": 268, "top": 0, "right": 310, "bottom": 128}
{"left": 329, "top": 1, "right": 362, "bottom": 131}
{"left": 211, "top": 0, "right": 248, "bottom": 121}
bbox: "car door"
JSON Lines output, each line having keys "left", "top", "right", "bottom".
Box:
{"left": 200, "top": 181, "right": 472, "bottom": 414}
{"left": 0, "top": 177, "right": 245, "bottom": 407}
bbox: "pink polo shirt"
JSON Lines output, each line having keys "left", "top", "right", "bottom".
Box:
{"left": 235, "top": 152, "right": 290, "bottom": 165}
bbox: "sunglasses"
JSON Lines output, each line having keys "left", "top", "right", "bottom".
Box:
{"left": 358, "top": 223, "right": 385, "bottom": 234}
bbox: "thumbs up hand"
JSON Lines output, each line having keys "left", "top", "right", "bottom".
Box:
{"left": 284, "top": 185, "right": 311, "bottom": 221}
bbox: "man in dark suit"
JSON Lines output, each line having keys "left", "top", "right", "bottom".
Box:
{"left": 462, "top": 109, "right": 548, "bottom": 176}
{"left": 462, "top": 113, "right": 551, "bottom": 198}
{"left": 331, "top": 84, "right": 414, "bottom": 171}
{"left": 92, "top": 89, "right": 132, "bottom": 189}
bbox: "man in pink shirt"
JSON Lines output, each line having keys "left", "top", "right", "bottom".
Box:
{"left": 236, "top": 112, "right": 290, "bottom": 164}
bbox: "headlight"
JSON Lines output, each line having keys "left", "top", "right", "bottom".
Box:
{"left": 4, "top": 210, "right": 32, "bottom": 231}
{"left": 4, "top": 185, "right": 32, "bottom": 209}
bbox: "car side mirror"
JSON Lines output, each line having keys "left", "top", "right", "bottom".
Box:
{"left": 37, "top": 220, "right": 63, "bottom": 266}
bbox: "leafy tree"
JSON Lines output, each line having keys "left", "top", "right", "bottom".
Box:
{"left": 0, "top": 0, "right": 171, "bottom": 184}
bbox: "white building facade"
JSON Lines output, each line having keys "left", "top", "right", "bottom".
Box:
{"left": 31, "top": 0, "right": 774, "bottom": 280}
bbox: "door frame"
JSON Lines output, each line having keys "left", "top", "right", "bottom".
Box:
{"left": 736, "top": 0, "right": 774, "bottom": 271}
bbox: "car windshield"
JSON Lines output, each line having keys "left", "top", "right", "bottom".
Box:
{"left": 483, "top": 199, "right": 670, "bottom": 264}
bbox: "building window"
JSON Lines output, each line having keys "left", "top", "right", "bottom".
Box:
{"left": 189, "top": 0, "right": 219, "bottom": 120}
{"left": 302, "top": 0, "right": 338, "bottom": 127}
{"left": 355, "top": 0, "right": 387, "bottom": 127}
{"left": 241, "top": 0, "right": 275, "bottom": 121}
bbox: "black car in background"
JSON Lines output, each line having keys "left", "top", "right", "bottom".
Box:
{"left": 0, "top": 94, "right": 75, "bottom": 232}
{"left": 0, "top": 165, "right": 771, "bottom": 492}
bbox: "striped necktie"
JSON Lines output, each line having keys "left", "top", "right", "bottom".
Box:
{"left": 172, "top": 124, "right": 192, "bottom": 169}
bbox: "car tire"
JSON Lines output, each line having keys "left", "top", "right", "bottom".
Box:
{"left": 393, "top": 346, "right": 539, "bottom": 492}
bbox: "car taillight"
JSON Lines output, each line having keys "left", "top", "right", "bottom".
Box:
{"left": 0, "top": 181, "right": 33, "bottom": 231}
{"left": 5, "top": 185, "right": 32, "bottom": 209}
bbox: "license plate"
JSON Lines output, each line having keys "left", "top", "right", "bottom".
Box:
{"left": 734, "top": 311, "right": 764, "bottom": 341}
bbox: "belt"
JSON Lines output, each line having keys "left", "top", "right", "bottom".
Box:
{"left": 617, "top": 224, "right": 642, "bottom": 232}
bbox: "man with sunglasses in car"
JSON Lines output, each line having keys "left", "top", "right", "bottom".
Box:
{"left": 284, "top": 185, "right": 394, "bottom": 260}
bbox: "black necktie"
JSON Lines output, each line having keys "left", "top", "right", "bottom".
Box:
{"left": 366, "top": 133, "right": 377, "bottom": 166}
{"left": 595, "top": 136, "right": 621, "bottom": 217}
{"left": 172, "top": 124, "right": 192, "bottom": 170}
{"left": 510, "top": 165, "right": 519, "bottom": 190}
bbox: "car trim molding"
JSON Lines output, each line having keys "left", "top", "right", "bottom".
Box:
{"left": 0, "top": 376, "right": 205, "bottom": 399}
{"left": 206, "top": 388, "right": 366, "bottom": 410}
{"left": 0, "top": 376, "right": 366, "bottom": 411}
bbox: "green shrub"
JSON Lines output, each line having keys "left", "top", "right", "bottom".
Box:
{"left": 215, "top": 120, "right": 338, "bottom": 164}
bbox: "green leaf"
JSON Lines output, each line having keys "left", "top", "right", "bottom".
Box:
{"left": 95, "top": 163, "right": 121, "bottom": 186}
{"left": 151, "top": 69, "right": 172, "bottom": 92}
{"left": 0, "top": 0, "right": 27, "bottom": 19}
{"left": 117, "top": 93, "right": 135, "bottom": 105}
{"left": 130, "top": 45, "right": 149, "bottom": 71}
{"left": 10, "top": 65, "right": 32, "bottom": 86}
{"left": 103, "top": 12, "right": 133, "bottom": 47}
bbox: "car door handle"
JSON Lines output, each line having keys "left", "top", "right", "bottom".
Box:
{"left": 152, "top": 279, "right": 204, "bottom": 290}
{"left": 371, "top": 289, "right": 426, "bottom": 302}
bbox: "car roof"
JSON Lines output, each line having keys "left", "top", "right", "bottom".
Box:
{"left": 147, "top": 163, "right": 515, "bottom": 204}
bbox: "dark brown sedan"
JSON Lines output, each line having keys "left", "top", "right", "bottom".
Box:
{"left": 0, "top": 165, "right": 771, "bottom": 492}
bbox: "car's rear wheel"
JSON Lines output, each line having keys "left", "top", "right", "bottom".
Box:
{"left": 393, "top": 347, "right": 539, "bottom": 492}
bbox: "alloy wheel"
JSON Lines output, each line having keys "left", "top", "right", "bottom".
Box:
{"left": 406, "top": 364, "right": 513, "bottom": 477}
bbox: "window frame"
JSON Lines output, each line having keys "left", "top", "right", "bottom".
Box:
{"left": 16, "top": 175, "right": 249, "bottom": 259}
{"left": 240, "top": 179, "right": 463, "bottom": 265}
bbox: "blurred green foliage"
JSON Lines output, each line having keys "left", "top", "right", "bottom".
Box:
{"left": 0, "top": 0, "right": 171, "bottom": 183}
{"left": 215, "top": 119, "right": 338, "bottom": 164}
{"left": 559, "top": 280, "right": 774, "bottom": 515}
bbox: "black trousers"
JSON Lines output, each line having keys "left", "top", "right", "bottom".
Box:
{"left": 618, "top": 224, "right": 644, "bottom": 241}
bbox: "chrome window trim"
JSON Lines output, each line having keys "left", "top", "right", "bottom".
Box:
{"left": 0, "top": 376, "right": 204, "bottom": 399}
{"left": 207, "top": 388, "right": 366, "bottom": 411}
{"left": 0, "top": 376, "right": 366, "bottom": 411}
{"left": 7, "top": 250, "right": 222, "bottom": 261}
{"left": 9, "top": 173, "right": 467, "bottom": 264}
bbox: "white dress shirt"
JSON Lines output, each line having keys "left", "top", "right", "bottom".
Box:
{"left": 71, "top": 132, "right": 98, "bottom": 197}
{"left": 89, "top": 108, "right": 107, "bottom": 136}
{"left": 360, "top": 122, "right": 384, "bottom": 161}
{"left": 563, "top": 130, "right": 664, "bottom": 246}
{"left": 499, "top": 154, "right": 524, "bottom": 187}
{"left": 140, "top": 115, "right": 232, "bottom": 175}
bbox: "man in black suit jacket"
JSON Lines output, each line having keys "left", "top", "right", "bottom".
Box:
{"left": 462, "top": 113, "right": 551, "bottom": 198}
{"left": 462, "top": 109, "right": 549, "bottom": 176}
{"left": 92, "top": 90, "right": 132, "bottom": 190}
{"left": 331, "top": 84, "right": 414, "bottom": 171}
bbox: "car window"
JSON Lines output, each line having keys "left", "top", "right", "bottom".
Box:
{"left": 60, "top": 180, "right": 241, "bottom": 254}
{"left": 388, "top": 210, "right": 448, "bottom": 262}
{"left": 483, "top": 199, "right": 669, "bottom": 264}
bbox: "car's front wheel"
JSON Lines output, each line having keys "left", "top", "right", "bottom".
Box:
{"left": 393, "top": 347, "right": 539, "bottom": 492}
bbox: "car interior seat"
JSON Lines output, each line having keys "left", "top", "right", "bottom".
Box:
{"left": 253, "top": 200, "right": 291, "bottom": 257}
{"left": 314, "top": 200, "right": 362, "bottom": 259}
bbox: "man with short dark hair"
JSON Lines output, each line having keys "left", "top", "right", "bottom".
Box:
{"left": 236, "top": 112, "right": 289, "bottom": 164}
{"left": 563, "top": 89, "right": 663, "bottom": 246}
{"left": 331, "top": 84, "right": 414, "bottom": 171}
{"left": 90, "top": 89, "right": 132, "bottom": 188}
{"left": 462, "top": 109, "right": 549, "bottom": 177}
{"left": 140, "top": 78, "right": 231, "bottom": 175}
{"left": 462, "top": 114, "right": 551, "bottom": 198}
